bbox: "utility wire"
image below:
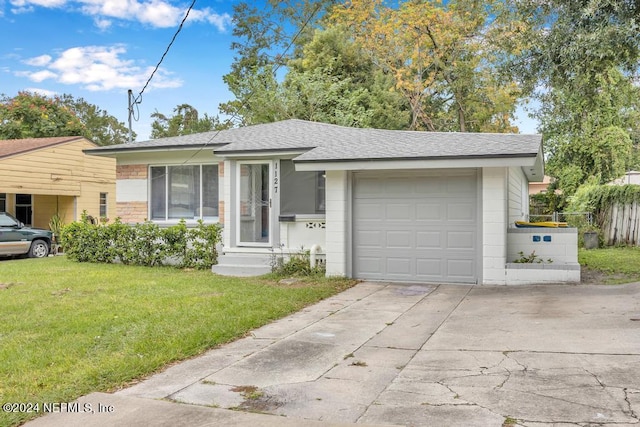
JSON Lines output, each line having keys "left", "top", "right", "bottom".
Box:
{"left": 178, "top": 0, "right": 327, "bottom": 165}
{"left": 133, "top": 0, "right": 197, "bottom": 107}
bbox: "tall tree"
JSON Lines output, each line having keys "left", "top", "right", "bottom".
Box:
{"left": 150, "top": 104, "right": 229, "bottom": 139}
{"left": 60, "top": 94, "right": 133, "bottom": 146}
{"left": 539, "top": 68, "right": 640, "bottom": 193}
{"left": 0, "top": 92, "right": 84, "bottom": 139}
{"left": 507, "top": 0, "right": 640, "bottom": 96}
{"left": 329, "top": 0, "right": 521, "bottom": 132}
{"left": 220, "top": 0, "right": 334, "bottom": 125}
{"left": 284, "top": 26, "right": 409, "bottom": 129}
{"left": 0, "top": 92, "right": 132, "bottom": 145}
{"left": 507, "top": 0, "right": 640, "bottom": 195}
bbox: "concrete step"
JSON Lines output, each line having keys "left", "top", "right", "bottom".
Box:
{"left": 212, "top": 252, "right": 274, "bottom": 277}
{"left": 211, "top": 264, "right": 272, "bottom": 277}
{"left": 217, "top": 253, "right": 274, "bottom": 266}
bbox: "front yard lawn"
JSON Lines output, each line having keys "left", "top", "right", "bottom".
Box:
{"left": 0, "top": 257, "right": 354, "bottom": 426}
{"left": 579, "top": 246, "right": 640, "bottom": 284}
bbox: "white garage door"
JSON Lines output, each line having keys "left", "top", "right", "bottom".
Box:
{"left": 353, "top": 169, "right": 479, "bottom": 283}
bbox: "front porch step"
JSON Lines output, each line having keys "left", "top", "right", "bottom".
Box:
{"left": 212, "top": 252, "right": 273, "bottom": 277}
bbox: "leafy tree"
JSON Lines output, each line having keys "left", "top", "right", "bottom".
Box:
{"left": 329, "top": 0, "right": 521, "bottom": 132}
{"left": 222, "top": 22, "right": 410, "bottom": 129}
{"left": 59, "top": 94, "right": 134, "bottom": 146}
{"left": 221, "top": 0, "right": 334, "bottom": 125}
{"left": 0, "top": 92, "right": 84, "bottom": 139}
{"left": 0, "top": 92, "right": 132, "bottom": 145}
{"left": 150, "top": 104, "right": 230, "bottom": 139}
{"left": 541, "top": 68, "right": 640, "bottom": 188}
{"left": 507, "top": 0, "right": 640, "bottom": 96}
{"left": 507, "top": 0, "right": 640, "bottom": 198}
{"left": 284, "top": 26, "right": 409, "bottom": 129}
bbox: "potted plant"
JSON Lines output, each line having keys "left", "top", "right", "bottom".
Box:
{"left": 48, "top": 213, "right": 65, "bottom": 254}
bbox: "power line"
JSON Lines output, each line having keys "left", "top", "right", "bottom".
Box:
{"left": 178, "top": 0, "right": 326, "bottom": 164}
{"left": 128, "top": 0, "right": 197, "bottom": 142}
{"left": 136, "top": 0, "right": 197, "bottom": 103}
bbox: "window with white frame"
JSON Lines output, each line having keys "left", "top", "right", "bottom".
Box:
{"left": 99, "top": 193, "right": 108, "bottom": 218}
{"left": 150, "top": 164, "right": 219, "bottom": 221}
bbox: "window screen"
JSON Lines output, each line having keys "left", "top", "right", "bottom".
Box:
{"left": 168, "top": 165, "right": 200, "bottom": 219}
{"left": 150, "top": 167, "right": 166, "bottom": 220}
{"left": 280, "top": 160, "right": 325, "bottom": 215}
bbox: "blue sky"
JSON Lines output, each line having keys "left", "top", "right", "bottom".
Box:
{"left": 0, "top": 0, "right": 538, "bottom": 142}
{"left": 0, "top": 0, "right": 237, "bottom": 141}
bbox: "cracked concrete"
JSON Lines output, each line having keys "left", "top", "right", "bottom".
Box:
{"left": 26, "top": 282, "right": 640, "bottom": 427}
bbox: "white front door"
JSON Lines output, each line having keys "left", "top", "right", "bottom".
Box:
{"left": 237, "top": 161, "right": 272, "bottom": 246}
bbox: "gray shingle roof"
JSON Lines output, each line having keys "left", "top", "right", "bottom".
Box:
{"left": 215, "top": 119, "right": 541, "bottom": 162}
{"left": 85, "top": 119, "right": 542, "bottom": 162}
{"left": 84, "top": 130, "right": 228, "bottom": 154}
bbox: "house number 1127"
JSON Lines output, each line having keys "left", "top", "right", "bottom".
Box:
{"left": 273, "top": 162, "right": 278, "bottom": 193}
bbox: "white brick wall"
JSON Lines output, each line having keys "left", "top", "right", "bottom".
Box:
{"left": 482, "top": 167, "right": 508, "bottom": 284}
{"left": 505, "top": 263, "right": 581, "bottom": 284}
{"left": 507, "top": 228, "right": 579, "bottom": 264}
{"left": 325, "top": 170, "right": 348, "bottom": 276}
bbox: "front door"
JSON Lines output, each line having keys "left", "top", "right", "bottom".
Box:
{"left": 237, "top": 162, "right": 272, "bottom": 246}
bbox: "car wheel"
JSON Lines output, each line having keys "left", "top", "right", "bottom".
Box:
{"left": 29, "top": 240, "right": 50, "bottom": 258}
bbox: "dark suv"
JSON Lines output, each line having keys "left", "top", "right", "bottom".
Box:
{"left": 0, "top": 212, "right": 54, "bottom": 258}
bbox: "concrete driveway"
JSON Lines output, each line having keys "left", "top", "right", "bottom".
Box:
{"left": 27, "top": 282, "right": 640, "bottom": 427}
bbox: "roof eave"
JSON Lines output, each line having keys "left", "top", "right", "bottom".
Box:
{"left": 294, "top": 153, "right": 539, "bottom": 172}
{"left": 84, "top": 143, "right": 228, "bottom": 156}
{"left": 214, "top": 148, "right": 313, "bottom": 159}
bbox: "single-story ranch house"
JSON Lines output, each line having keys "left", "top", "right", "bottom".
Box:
{"left": 86, "top": 119, "right": 580, "bottom": 285}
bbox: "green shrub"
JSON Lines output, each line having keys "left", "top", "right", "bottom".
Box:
{"left": 183, "top": 221, "right": 221, "bottom": 268}
{"left": 271, "top": 249, "right": 325, "bottom": 277}
{"left": 60, "top": 214, "right": 221, "bottom": 270}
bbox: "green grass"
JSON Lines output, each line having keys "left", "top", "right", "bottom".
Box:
{"left": 579, "top": 246, "right": 640, "bottom": 284}
{"left": 0, "top": 257, "right": 354, "bottom": 427}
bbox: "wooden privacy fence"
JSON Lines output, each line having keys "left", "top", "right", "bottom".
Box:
{"left": 599, "top": 202, "right": 640, "bottom": 246}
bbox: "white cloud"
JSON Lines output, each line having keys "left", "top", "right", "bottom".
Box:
{"left": 23, "top": 54, "right": 52, "bottom": 66}
{"left": 26, "top": 69, "right": 57, "bottom": 82}
{"left": 9, "top": 0, "right": 232, "bottom": 31}
{"left": 94, "top": 17, "right": 112, "bottom": 30}
{"left": 188, "top": 7, "right": 233, "bottom": 33}
{"left": 24, "top": 87, "right": 58, "bottom": 97}
{"left": 10, "top": 0, "right": 65, "bottom": 6}
{"left": 136, "top": 1, "right": 183, "bottom": 28}
{"left": 10, "top": 5, "right": 34, "bottom": 13}
{"left": 17, "top": 45, "right": 183, "bottom": 92}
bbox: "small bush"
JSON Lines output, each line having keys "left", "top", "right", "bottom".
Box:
{"left": 271, "top": 249, "right": 325, "bottom": 277}
{"left": 60, "top": 214, "right": 221, "bottom": 270}
{"left": 513, "top": 251, "right": 552, "bottom": 264}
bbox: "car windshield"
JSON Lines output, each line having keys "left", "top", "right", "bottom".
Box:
{"left": 0, "top": 212, "right": 21, "bottom": 227}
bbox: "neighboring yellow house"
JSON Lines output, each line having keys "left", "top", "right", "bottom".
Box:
{"left": 0, "top": 136, "right": 115, "bottom": 229}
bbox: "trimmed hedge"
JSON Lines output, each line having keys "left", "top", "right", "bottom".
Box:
{"left": 60, "top": 214, "right": 221, "bottom": 269}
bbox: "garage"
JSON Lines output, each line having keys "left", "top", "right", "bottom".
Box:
{"left": 352, "top": 169, "right": 479, "bottom": 283}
